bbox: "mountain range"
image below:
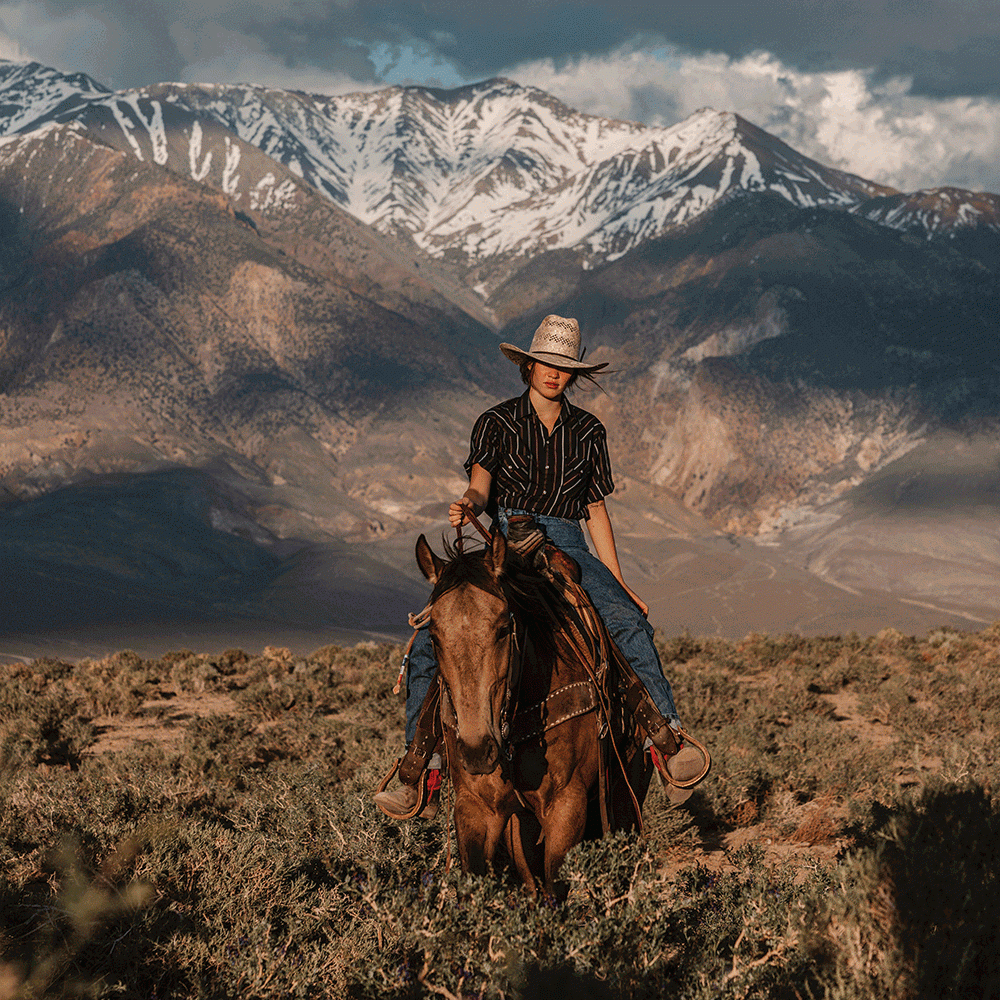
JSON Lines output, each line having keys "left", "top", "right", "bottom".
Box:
{"left": 0, "top": 58, "right": 998, "bottom": 653}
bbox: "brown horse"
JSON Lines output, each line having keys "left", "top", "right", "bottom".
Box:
{"left": 415, "top": 528, "right": 651, "bottom": 895}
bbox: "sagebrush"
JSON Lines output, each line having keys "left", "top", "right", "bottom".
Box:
{"left": 2, "top": 627, "right": 999, "bottom": 998}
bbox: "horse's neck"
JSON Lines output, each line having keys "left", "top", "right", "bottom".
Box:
{"left": 519, "top": 619, "right": 587, "bottom": 702}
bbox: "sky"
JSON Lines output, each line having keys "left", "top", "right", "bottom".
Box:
{"left": 1, "top": 1, "right": 999, "bottom": 192}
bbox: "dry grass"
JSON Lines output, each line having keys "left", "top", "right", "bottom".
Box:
{"left": 0, "top": 626, "right": 999, "bottom": 997}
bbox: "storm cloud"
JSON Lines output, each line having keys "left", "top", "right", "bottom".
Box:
{"left": 1, "top": 0, "right": 999, "bottom": 191}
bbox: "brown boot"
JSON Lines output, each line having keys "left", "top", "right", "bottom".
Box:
{"left": 650, "top": 737, "right": 711, "bottom": 806}
{"left": 374, "top": 781, "right": 439, "bottom": 820}
{"left": 375, "top": 782, "right": 417, "bottom": 818}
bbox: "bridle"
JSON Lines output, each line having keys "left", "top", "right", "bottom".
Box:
{"left": 392, "top": 506, "right": 495, "bottom": 696}
{"left": 435, "top": 507, "right": 524, "bottom": 763}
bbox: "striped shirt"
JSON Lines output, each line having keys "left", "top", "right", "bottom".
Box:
{"left": 464, "top": 391, "right": 615, "bottom": 521}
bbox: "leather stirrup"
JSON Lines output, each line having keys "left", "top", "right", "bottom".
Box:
{"left": 398, "top": 676, "right": 442, "bottom": 787}
{"left": 375, "top": 760, "right": 433, "bottom": 820}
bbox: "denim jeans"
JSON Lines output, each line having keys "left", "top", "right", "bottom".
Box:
{"left": 404, "top": 509, "right": 681, "bottom": 744}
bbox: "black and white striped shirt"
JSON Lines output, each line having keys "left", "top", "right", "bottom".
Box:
{"left": 464, "top": 391, "right": 615, "bottom": 521}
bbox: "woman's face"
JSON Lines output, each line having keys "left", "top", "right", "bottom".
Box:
{"left": 529, "top": 362, "right": 574, "bottom": 400}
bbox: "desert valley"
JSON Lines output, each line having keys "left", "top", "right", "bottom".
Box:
{"left": 0, "top": 61, "right": 999, "bottom": 659}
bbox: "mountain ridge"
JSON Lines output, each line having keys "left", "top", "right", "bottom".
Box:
{"left": 4, "top": 58, "right": 998, "bottom": 291}
{"left": 0, "top": 62, "right": 904, "bottom": 285}
{"left": 2, "top": 60, "right": 1000, "bottom": 642}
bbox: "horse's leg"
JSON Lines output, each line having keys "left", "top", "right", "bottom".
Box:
{"left": 453, "top": 783, "right": 510, "bottom": 875}
{"left": 504, "top": 809, "right": 544, "bottom": 893}
{"left": 539, "top": 782, "right": 590, "bottom": 899}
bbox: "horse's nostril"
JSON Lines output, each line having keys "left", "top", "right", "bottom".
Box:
{"left": 459, "top": 737, "right": 500, "bottom": 774}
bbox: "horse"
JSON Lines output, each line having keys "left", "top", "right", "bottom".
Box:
{"left": 414, "top": 526, "right": 653, "bottom": 896}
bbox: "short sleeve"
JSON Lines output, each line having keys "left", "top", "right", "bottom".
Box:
{"left": 585, "top": 423, "right": 615, "bottom": 505}
{"left": 464, "top": 410, "right": 501, "bottom": 477}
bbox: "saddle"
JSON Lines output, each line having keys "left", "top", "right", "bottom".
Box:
{"left": 378, "top": 515, "right": 700, "bottom": 828}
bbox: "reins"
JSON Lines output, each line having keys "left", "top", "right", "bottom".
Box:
{"left": 455, "top": 505, "right": 493, "bottom": 549}
{"left": 393, "top": 506, "right": 498, "bottom": 696}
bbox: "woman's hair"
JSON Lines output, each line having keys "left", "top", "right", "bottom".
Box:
{"left": 519, "top": 359, "right": 602, "bottom": 392}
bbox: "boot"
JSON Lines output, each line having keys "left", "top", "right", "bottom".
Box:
{"left": 650, "top": 742, "right": 709, "bottom": 806}
{"left": 374, "top": 781, "right": 439, "bottom": 820}
{"left": 374, "top": 756, "right": 442, "bottom": 820}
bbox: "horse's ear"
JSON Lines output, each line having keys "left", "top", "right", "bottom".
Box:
{"left": 415, "top": 534, "right": 443, "bottom": 584}
{"left": 485, "top": 528, "right": 507, "bottom": 581}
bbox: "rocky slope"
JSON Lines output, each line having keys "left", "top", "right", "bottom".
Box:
{"left": 855, "top": 186, "right": 1000, "bottom": 267}
{"left": 491, "top": 192, "right": 1000, "bottom": 533}
{"left": 0, "top": 120, "right": 509, "bottom": 634}
{"left": 856, "top": 186, "right": 1000, "bottom": 239}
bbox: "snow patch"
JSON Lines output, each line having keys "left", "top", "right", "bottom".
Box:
{"left": 110, "top": 100, "right": 143, "bottom": 162}
{"left": 222, "top": 136, "right": 241, "bottom": 196}
{"left": 188, "top": 120, "right": 212, "bottom": 181}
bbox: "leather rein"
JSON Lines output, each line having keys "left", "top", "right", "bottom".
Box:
{"left": 393, "top": 506, "right": 497, "bottom": 695}
{"left": 442, "top": 508, "right": 602, "bottom": 758}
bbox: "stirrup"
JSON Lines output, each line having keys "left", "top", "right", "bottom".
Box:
{"left": 374, "top": 758, "right": 433, "bottom": 820}
{"left": 660, "top": 729, "right": 712, "bottom": 789}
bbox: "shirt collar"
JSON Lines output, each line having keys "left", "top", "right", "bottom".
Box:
{"left": 516, "top": 389, "right": 578, "bottom": 428}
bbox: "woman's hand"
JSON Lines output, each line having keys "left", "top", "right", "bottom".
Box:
{"left": 449, "top": 466, "right": 492, "bottom": 528}
{"left": 622, "top": 582, "right": 649, "bottom": 617}
{"left": 448, "top": 497, "right": 472, "bottom": 527}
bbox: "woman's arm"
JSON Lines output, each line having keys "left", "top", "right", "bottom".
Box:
{"left": 585, "top": 498, "right": 648, "bottom": 615}
{"left": 448, "top": 463, "right": 492, "bottom": 527}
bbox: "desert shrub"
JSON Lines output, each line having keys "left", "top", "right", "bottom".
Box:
{"left": 235, "top": 643, "right": 401, "bottom": 722}
{"left": 658, "top": 631, "right": 706, "bottom": 665}
{"left": 4, "top": 628, "right": 1000, "bottom": 998}
{"left": 212, "top": 648, "right": 252, "bottom": 675}
{"left": 806, "top": 783, "right": 1000, "bottom": 999}
{"left": 344, "top": 833, "right": 831, "bottom": 1000}
{"left": 0, "top": 836, "right": 155, "bottom": 999}
{"left": 0, "top": 692, "right": 96, "bottom": 770}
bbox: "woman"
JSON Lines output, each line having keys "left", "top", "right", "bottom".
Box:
{"left": 376, "top": 315, "right": 704, "bottom": 819}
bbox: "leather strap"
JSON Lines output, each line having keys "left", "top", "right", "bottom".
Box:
{"left": 509, "top": 680, "right": 597, "bottom": 744}
{"left": 623, "top": 679, "right": 678, "bottom": 754}
{"left": 398, "top": 679, "right": 442, "bottom": 787}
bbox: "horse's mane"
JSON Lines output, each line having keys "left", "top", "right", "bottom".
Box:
{"left": 431, "top": 540, "right": 579, "bottom": 662}
{"left": 429, "top": 539, "right": 502, "bottom": 603}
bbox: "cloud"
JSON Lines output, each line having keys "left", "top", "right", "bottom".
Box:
{"left": 169, "top": 22, "right": 372, "bottom": 94}
{"left": 509, "top": 43, "right": 1000, "bottom": 193}
{"left": 0, "top": 2, "right": 998, "bottom": 191}
{"left": 0, "top": 23, "right": 25, "bottom": 61}
{"left": 0, "top": 1, "right": 184, "bottom": 86}
{"left": 7, "top": 1, "right": 1000, "bottom": 98}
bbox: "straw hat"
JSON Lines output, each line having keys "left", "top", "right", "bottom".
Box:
{"left": 500, "top": 315, "right": 608, "bottom": 373}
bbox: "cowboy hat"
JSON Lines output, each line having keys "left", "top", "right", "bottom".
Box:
{"left": 500, "top": 315, "right": 608, "bottom": 372}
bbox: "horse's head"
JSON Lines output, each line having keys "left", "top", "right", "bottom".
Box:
{"left": 416, "top": 531, "right": 514, "bottom": 775}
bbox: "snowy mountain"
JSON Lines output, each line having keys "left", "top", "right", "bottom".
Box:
{"left": 856, "top": 187, "right": 1000, "bottom": 237}
{"left": 0, "top": 60, "right": 108, "bottom": 131}
{"left": 4, "top": 61, "right": 1000, "bottom": 641}
{"left": 0, "top": 62, "right": 898, "bottom": 292}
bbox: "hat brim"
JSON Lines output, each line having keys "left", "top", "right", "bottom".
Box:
{"left": 499, "top": 343, "right": 608, "bottom": 373}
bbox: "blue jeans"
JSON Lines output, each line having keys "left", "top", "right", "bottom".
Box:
{"left": 405, "top": 509, "right": 681, "bottom": 743}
